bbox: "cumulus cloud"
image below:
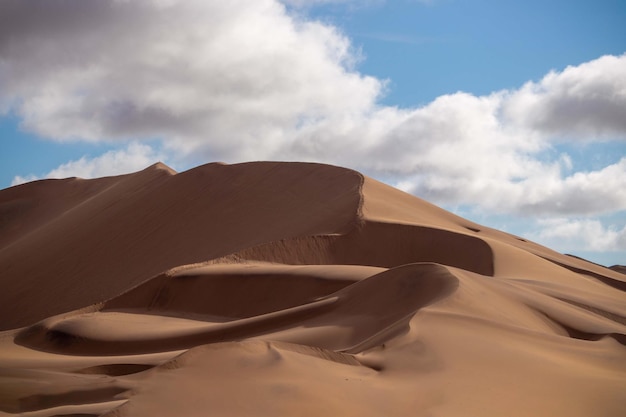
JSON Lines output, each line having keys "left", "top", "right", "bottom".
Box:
{"left": 515, "top": 158, "right": 626, "bottom": 216}
{"left": 1, "top": 0, "right": 626, "bottom": 222}
{"left": 503, "top": 54, "right": 626, "bottom": 138}
{"left": 0, "top": 0, "right": 380, "bottom": 154}
{"left": 11, "top": 143, "right": 161, "bottom": 186}
{"left": 530, "top": 218, "right": 626, "bottom": 253}
{"left": 397, "top": 154, "right": 626, "bottom": 217}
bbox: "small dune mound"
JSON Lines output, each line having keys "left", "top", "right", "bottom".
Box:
{"left": 609, "top": 265, "right": 626, "bottom": 275}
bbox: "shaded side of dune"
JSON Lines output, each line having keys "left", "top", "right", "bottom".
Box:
{"left": 15, "top": 263, "right": 459, "bottom": 356}
{"left": 0, "top": 174, "right": 129, "bottom": 251}
{"left": 102, "top": 265, "right": 377, "bottom": 320}
{"left": 0, "top": 162, "right": 364, "bottom": 330}
{"left": 208, "top": 221, "right": 494, "bottom": 275}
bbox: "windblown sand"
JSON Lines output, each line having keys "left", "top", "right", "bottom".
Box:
{"left": 0, "top": 162, "right": 624, "bottom": 416}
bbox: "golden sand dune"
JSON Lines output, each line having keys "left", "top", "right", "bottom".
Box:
{"left": 0, "top": 162, "right": 624, "bottom": 416}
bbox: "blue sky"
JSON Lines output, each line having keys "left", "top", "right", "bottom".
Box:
{"left": 1, "top": 0, "right": 625, "bottom": 265}
{"left": 305, "top": 0, "right": 626, "bottom": 104}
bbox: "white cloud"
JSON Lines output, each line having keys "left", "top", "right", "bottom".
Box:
{"left": 503, "top": 54, "right": 626, "bottom": 138}
{"left": 1, "top": 0, "right": 625, "bottom": 223}
{"left": 517, "top": 158, "right": 626, "bottom": 216}
{"left": 11, "top": 143, "right": 161, "bottom": 185}
{"left": 530, "top": 218, "right": 626, "bottom": 253}
{"left": 396, "top": 155, "right": 626, "bottom": 217}
{"left": 0, "top": 0, "right": 381, "bottom": 156}
{"left": 11, "top": 174, "right": 38, "bottom": 186}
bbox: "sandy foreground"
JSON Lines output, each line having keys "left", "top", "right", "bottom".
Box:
{"left": 0, "top": 161, "right": 624, "bottom": 416}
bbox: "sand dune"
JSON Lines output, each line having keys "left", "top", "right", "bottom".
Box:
{"left": 0, "top": 162, "right": 624, "bottom": 416}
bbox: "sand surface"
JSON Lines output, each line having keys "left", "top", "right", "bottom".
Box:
{"left": 0, "top": 161, "right": 624, "bottom": 416}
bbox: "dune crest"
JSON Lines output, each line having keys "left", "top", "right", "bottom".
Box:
{"left": 0, "top": 161, "right": 624, "bottom": 417}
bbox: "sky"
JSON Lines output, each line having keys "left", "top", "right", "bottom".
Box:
{"left": 1, "top": 0, "right": 625, "bottom": 266}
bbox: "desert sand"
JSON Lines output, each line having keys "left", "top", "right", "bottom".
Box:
{"left": 0, "top": 161, "right": 624, "bottom": 416}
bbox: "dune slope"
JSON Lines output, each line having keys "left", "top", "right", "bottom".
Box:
{"left": 0, "top": 161, "right": 624, "bottom": 417}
